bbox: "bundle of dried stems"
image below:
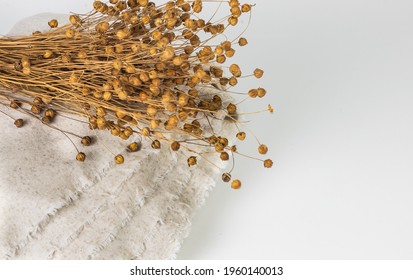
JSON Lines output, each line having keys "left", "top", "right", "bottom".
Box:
{"left": 0, "top": 0, "right": 273, "bottom": 189}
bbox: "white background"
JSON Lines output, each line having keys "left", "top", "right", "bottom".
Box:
{"left": 2, "top": 0, "right": 413, "bottom": 259}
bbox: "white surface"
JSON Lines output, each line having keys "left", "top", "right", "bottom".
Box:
{"left": 2, "top": 0, "right": 413, "bottom": 259}
{"left": 179, "top": 0, "right": 413, "bottom": 259}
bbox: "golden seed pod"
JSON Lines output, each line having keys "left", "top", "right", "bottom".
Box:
{"left": 96, "top": 117, "right": 107, "bottom": 129}
{"left": 76, "top": 152, "right": 86, "bottom": 162}
{"left": 81, "top": 136, "right": 92, "bottom": 146}
{"left": 45, "top": 109, "right": 56, "bottom": 119}
{"left": 119, "top": 131, "right": 129, "bottom": 140}
{"left": 103, "top": 91, "right": 113, "bottom": 101}
{"left": 220, "top": 152, "right": 230, "bottom": 161}
{"left": 22, "top": 67, "right": 31, "bottom": 75}
{"left": 254, "top": 68, "right": 264, "bottom": 79}
{"left": 228, "top": 16, "right": 238, "bottom": 26}
{"left": 77, "top": 50, "right": 87, "bottom": 59}
{"left": 117, "top": 89, "right": 129, "bottom": 100}
{"left": 229, "top": 64, "right": 242, "bottom": 77}
{"left": 96, "top": 107, "right": 106, "bottom": 117}
{"left": 113, "top": 59, "right": 123, "bottom": 70}
{"left": 141, "top": 127, "right": 151, "bottom": 137}
{"left": 69, "top": 15, "right": 81, "bottom": 25}
{"left": 187, "top": 156, "right": 197, "bottom": 167}
{"left": 31, "top": 105, "right": 42, "bottom": 114}
{"left": 218, "top": 78, "right": 228, "bottom": 87}
{"left": 151, "top": 140, "right": 161, "bottom": 149}
{"left": 248, "top": 89, "right": 258, "bottom": 98}
{"left": 171, "top": 141, "right": 181, "bottom": 151}
{"left": 41, "top": 116, "right": 52, "bottom": 124}
{"left": 124, "top": 126, "right": 133, "bottom": 137}
{"left": 65, "top": 29, "right": 75, "bottom": 39}
{"left": 229, "top": 77, "right": 238, "bottom": 86}
{"left": 128, "top": 142, "right": 141, "bottom": 152}
{"left": 257, "top": 87, "right": 267, "bottom": 98}
{"left": 10, "top": 101, "right": 20, "bottom": 109}
{"left": 236, "top": 132, "right": 246, "bottom": 141}
{"left": 48, "top": 19, "right": 58, "bottom": 28}
{"left": 216, "top": 55, "right": 226, "bottom": 64}
{"left": 264, "top": 159, "right": 274, "bottom": 168}
{"left": 215, "top": 143, "right": 224, "bottom": 152}
{"left": 221, "top": 41, "right": 232, "bottom": 51}
{"left": 14, "top": 119, "right": 24, "bottom": 128}
{"left": 227, "top": 103, "right": 237, "bottom": 114}
{"left": 242, "top": 4, "right": 252, "bottom": 13}
{"left": 116, "top": 28, "right": 131, "bottom": 39}
{"left": 61, "top": 54, "right": 71, "bottom": 63}
{"left": 231, "top": 6, "right": 242, "bottom": 17}
{"left": 258, "top": 144, "right": 268, "bottom": 155}
{"left": 229, "top": 0, "right": 239, "bottom": 8}
{"left": 43, "top": 50, "right": 53, "bottom": 59}
{"left": 239, "top": 37, "right": 248, "bottom": 46}
{"left": 96, "top": 21, "right": 110, "bottom": 33}
{"left": 160, "top": 46, "right": 175, "bottom": 61}
{"left": 231, "top": 179, "right": 242, "bottom": 189}
{"left": 219, "top": 137, "right": 229, "bottom": 147}
{"left": 226, "top": 48, "right": 236, "bottom": 57}
{"left": 222, "top": 173, "right": 231, "bottom": 183}
{"left": 111, "top": 126, "right": 121, "bottom": 136}
{"left": 115, "top": 154, "right": 125, "bottom": 164}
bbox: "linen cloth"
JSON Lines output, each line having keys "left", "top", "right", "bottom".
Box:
{"left": 0, "top": 14, "right": 234, "bottom": 259}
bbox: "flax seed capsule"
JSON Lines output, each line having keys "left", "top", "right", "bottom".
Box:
{"left": 257, "top": 87, "right": 267, "bottom": 98}
{"left": 14, "top": 119, "right": 24, "bottom": 128}
{"left": 254, "top": 68, "right": 264, "bottom": 78}
{"left": 236, "top": 132, "right": 246, "bottom": 141}
{"left": 227, "top": 103, "right": 237, "bottom": 114}
{"left": 239, "top": 37, "right": 248, "bottom": 46}
{"left": 81, "top": 136, "right": 92, "bottom": 146}
{"left": 115, "top": 154, "right": 125, "bottom": 164}
{"left": 76, "top": 152, "right": 86, "bottom": 162}
{"left": 229, "top": 64, "right": 242, "bottom": 77}
{"left": 151, "top": 140, "right": 161, "bottom": 149}
{"left": 216, "top": 55, "right": 226, "bottom": 64}
{"left": 226, "top": 48, "right": 235, "bottom": 57}
{"left": 48, "top": 19, "right": 58, "bottom": 28}
{"left": 65, "top": 29, "right": 75, "bottom": 39}
{"left": 187, "top": 156, "right": 197, "bottom": 166}
{"left": 264, "top": 159, "right": 273, "bottom": 168}
{"left": 258, "top": 144, "right": 268, "bottom": 155}
{"left": 43, "top": 50, "right": 53, "bottom": 59}
{"left": 171, "top": 141, "right": 181, "bottom": 151}
{"left": 45, "top": 109, "right": 56, "bottom": 119}
{"left": 229, "top": 77, "right": 238, "bottom": 86}
{"left": 128, "top": 142, "right": 141, "bottom": 152}
{"left": 222, "top": 173, "right": 231, "bottom": 183}
{"left": 231, "top": 179, "right": 241, "bottom": 189}
{"left": 31, "top": 105, "right": 42, "bottom": 114}
{"left": 248, "top": 89, "right": 258, "bottom": 98}
{"left": 242, "top": 4, "right": 251, "bottom": 12}
{"left": 69, "top": 15, "right": 81, "bottom": 25}
{"left": 220, "top": 152, "right": 230, "bottom": 161}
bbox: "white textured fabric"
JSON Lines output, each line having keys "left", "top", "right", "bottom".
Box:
{"left": 0, "top": 14, "right": 235, "bottom": 259}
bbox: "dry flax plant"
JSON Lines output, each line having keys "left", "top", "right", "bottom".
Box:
{"left": 0, "top": 0, "right": 273, "bottom": 189}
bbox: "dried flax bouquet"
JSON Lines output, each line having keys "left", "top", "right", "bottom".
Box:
{"left": 0, "top": 0, "right": 273, "bottom": 189}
